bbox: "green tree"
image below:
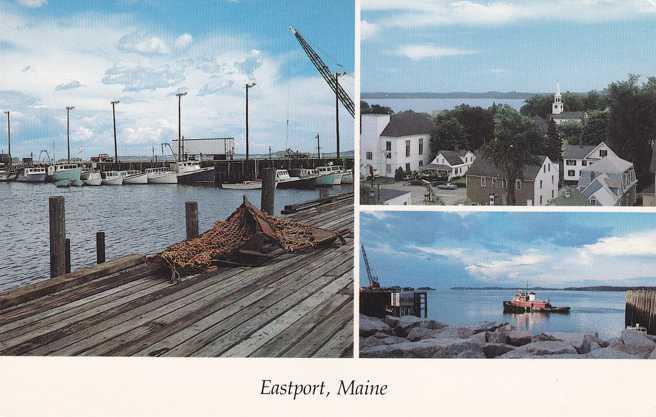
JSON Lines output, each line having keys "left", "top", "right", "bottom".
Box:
{"left": 452, "top": 105, "right": 494, "bottom": 150}
{"left": 361, "top": 100, "right": 394, "bottom": 115}
{"left": 580, "top": 111, "right": 608, "bottom": 145}
{"left": 520, "top": 95, "right": 553, "bottom": 118}
{"left": 559, "top": 122, "right": 583, "bottom": 145}
{"left": 429, "top": 115, "right": 466, "bottom": 159}
{"left": 545, "top": 118, "right": 561, "bottom": 161}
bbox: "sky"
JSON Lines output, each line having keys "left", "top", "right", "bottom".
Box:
{"left": 360, "top": 211, "right": 656, "bottom": 288}
{"left": 361, "top": 0, "right": 656, "bottom": 93}
{"left": 0, "top": 0, "right": 354, "bottom": 159}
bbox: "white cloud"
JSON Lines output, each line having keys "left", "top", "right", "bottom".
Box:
{"left": 174, "top": 33, "right": 193, "bottom": 50}
{"left": 54, "top": 80, "right": 82, "bottom": 91}
{"left": 102, "top": 64, "right": 185, "bottom": 92}
{"left": 578, "top": 230, "right": 656, "bottom": 258}
{"left": 361, "top": 20, "right": 380, "bottom": 40}
{"left": 117, "top": 32, "right": 171, "bottom": 55}
{"left": 16, "top": 0, "right": 47, "bottom": 8}
{"left": 395, "top": 44, "right": 477, "bottom": 61}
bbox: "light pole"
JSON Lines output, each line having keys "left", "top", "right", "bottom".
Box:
{"left": 111, "top": 100, "right": 120, "bottom": 164}
{"left": 176, "top": 92, "right": 187, "bottom": 162}
{"left": 3, "top": 111, "right": 10, "bottom": 166}
{"left": 335, "top": 71, "right": 345, "bottom": 160}
{"left": 245, "top": 82, "right": 256, "bottom": 160}
{"left": 66, "top": 106, "right": 74, "bottom": 163}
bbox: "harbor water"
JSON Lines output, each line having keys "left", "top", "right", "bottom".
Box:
{"left": 0, "top": 182, "right": 352, "bottom": 292}
{"left": 426, "top": 289, "right": 625, "bottom": 340}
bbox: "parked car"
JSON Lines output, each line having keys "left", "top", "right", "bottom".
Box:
{"left": 437, "top": 182, "right": 458, "bottom": 190}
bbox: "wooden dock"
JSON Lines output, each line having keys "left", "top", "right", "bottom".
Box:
{"left": 0, "top": 194, "right": 354, "bottom": 357}
{"left": 626, "top": 289, "right": 656, "bottom": 335}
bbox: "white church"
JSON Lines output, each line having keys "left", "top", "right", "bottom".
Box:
{"left": 550, "top": 82, "right": 586, "bottom": 125}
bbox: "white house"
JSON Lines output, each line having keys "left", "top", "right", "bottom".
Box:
{"left": 551, "top": 82, "right": 586, "bottom": 125}
{"left": 360, "top": 111, "right": 433, "bottom": 177}
{"left": 423, "top": 150, "right": 476, "bottom": 180}
{"left": 562, "top": 142, "right": 618, "bottom": 184}
{"left": 578, "top": 156, "right": 637, "bottom": 206}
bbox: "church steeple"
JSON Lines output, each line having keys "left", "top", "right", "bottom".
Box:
{"left": 552, "top": 81, "right": 563, "bottom": 115}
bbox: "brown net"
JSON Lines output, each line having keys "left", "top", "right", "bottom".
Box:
{"left": 158, "top": 199, "right": 342, "bottom": 277}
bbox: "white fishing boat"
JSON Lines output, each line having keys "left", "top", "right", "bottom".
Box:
{"left": 51, "top": 163, "right": 81, "bottom": 183}
{"left": 316, "top": 164, "right": 344, "bottom": 185}
{"left": 221, "top": 181, "right": 265, "bottom": 190}
{"left": 341, "top": 169, "right": 353, "bottom": 184}
{"left": 274, "top": 169, "right": 304, "bottom": 189}
{"left": 146, "top": 167, "right": 177, "bottom": 184}
{"left": 81, "top": 171, "right": 102, "bottom": 186}
{"left": 16, "top": 166, "right": 47, "bottom": 183}
{"left": 175, "top": 160, "right": 215, "bottom": 184}
{"left": 0, "top": 169, "right": 16, "bottom": 182}
{"left": 101, "top": 171, "right": 124, "bottom": 185}
{"left": 123, "top": 170, "right": 149, "bottom": 184}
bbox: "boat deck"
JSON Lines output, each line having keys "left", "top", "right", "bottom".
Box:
{"left": 0, "top": 194, "right": 354, "bottom": 357}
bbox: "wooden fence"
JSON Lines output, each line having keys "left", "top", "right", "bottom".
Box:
{"left": 625, "top": 290, "right": 656, "bottom": 335}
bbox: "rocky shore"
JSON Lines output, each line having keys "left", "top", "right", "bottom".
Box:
{"left": 360, "top": 314, "right": 656, "bottom": 359}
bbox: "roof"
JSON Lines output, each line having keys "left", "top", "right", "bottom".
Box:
{"left": 549, "top": 188, "right": 590, "bottom": 206}
{"left": 422, "top": 163, "right": 451, "bottom": 171}
{"left": 563, "top": 144, "right": 595, "bottom": 160}
{"left": 438, "top": 150, "right": 465, "bottom": 166}
{"left": 378, "top": 188, "right": 411, "bottom": 202}
{"left": 467, "top": 154, "right": 547, "bottom": 179}
{"left": 581, "top": 156, "right": 633, "bottom": 174}
{"left": 552, "top": 111, "right": 586, "bottom": 120}
{"left": 380, "top": 111, "right": 433, "bottom": 137}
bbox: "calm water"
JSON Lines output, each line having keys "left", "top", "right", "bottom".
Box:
{"left": 0, "top": 182, "right": 352, "bottom": 291}
{"left": 426, "top": 289, "right": 625, "bottom": 339}
{"left": 367, "top": 98, "right": 526, "bottom": 114}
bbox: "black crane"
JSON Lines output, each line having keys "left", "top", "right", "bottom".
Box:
{"left": 289, "top": 26, "right": 355, "bottom": 118}
{"left": 361, "top": 244, "right": 381, "bottom": 289}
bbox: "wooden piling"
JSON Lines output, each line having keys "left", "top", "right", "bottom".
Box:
{"left": 626, "top": 289, "right": 656, "bottom": 335}
{"left": 96, "top": 232, "right": 106, "bottom": 264}
{"left": 185, "top": 201, "right": 199, "bottom": 240}
{"left": 261, "top": 168, "right": 275, "bottom": 215}
{"left": 65, "top": 238, "right": 71, "bottom": 274}
{"left": 49, "top": 196, "right": 66, "bottom": 278}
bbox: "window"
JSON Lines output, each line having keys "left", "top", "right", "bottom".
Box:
{"left": 540, "top": 180, "right": 543, "bottom": 189}
{"left": 386, "top": 164, "right": 391, "bottom": 174}
{"left": 489, "top": 193, "right": 495, "bottom": 205}
{"left": 418, "top": 160, "right": 423, "bottom": 167}
{"left": 582, "top": 160, "right": 587, "bottom": 166}
{"left": 405, "top": 163, "right": 411, "bottom": 173}
{"left": 540, "top": 195, "right": 543, "bottom": 204}
{"left": 491, "top": 178, "right": 496, "bottom": 188}
{"left": 552, "top": 190, "right": 554, "bottom": 198}
{"left": 551, "top": 175, "right": 554, "bottom": 184}
{"left": 386, "top": 141, "right": 391, "bottom": 152}
{"left": 366, "top": 152, "right": 373, "bottom": 160}
{"left": 405, "top": 140, "right": 410, "bottom": 157}
{"left": 481, "top": 177, "right": 486, "bottom": 188}
{"left": 599, "top": 149, "right": 608, "bottom": 157}
{"left": 515, "top": 179, "right": 522, "bottom": 190}
{"left": 566, "top": 160, "right": 577, "bottom": 166}
{"left": 568, "top": 170, "right": 575, "bottom": 177}
{"left": 548, "top": 164, "right": 551, "bottom": 172}
{"left": 543, "top": 165, "right": 546, "bottom": 173}
{"left": 418, "top": 139, "right": 423, "bottom": 156}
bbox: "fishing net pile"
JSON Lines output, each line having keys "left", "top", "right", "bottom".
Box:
{"left": 158, "top": 199, "right": 342, "bottom": 277}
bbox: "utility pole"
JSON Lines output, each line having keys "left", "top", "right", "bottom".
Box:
{"left": 316, "top": 133, "right": 320, "bottom": 159}
{"left": 111, "top": 100, "right": 119, "bottom": 163}
{"left": 269, "top": 145, "right": 272, "bottom": 160}
{"left": 3, "top": 111, "right": 10, "bottom": 166}
{"left": 245, "top": 82, "right": 256, "bottom": 160}
{"left": 66, "top": 106, "right": 74, "bottom": 163}
{"left": 176, "top": 92, "right": 187, "bottom": 162}
{"left": 335, "top": 72, "right": 345, "bottom": 160}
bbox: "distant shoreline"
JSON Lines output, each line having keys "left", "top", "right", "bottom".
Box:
{"left": 362, "top": 92, "right": 546, "bottom": 100}
{"left": 450, "top": 286, "right": 656, "bottom": 292}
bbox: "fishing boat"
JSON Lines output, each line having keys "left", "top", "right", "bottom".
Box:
{"left": 341, "top": 169, "right": 353, "bottom": 184}
{"left": 16, "top": 166, "right": 47, "bottom": 183}
{"left": 147, "top": 166, "right": 177, "bottom": 184}
{"left": 221, "top": 180, "right": 275, "bottom": 190}
{"left": 316, "top": 164, "right": 344, "bottom": 185}
{"left": 122, "top": 170, "right": 149, "bottom": 184}
{"left": 503, "top": 289, "right": 570, "bottom": 314}
{"left": 176, "top": 161, "right": 215, "bottom": 185}
{"left": 51, "top": 163, "right": 81, "bottom": 183}
{"left": 288, "top": 168, "right": 321, "bottom": 189}
{"left": 0, "top": 168, "right": 16, "bottom": 182}
{"left": 101, "top": 171, "right": 124, "bottom": 185}
{"left": 81, "top": 171, "right": 102, "bottom": 186}
{"left": 274, "top": 169, "right": 305, "bottom": 189}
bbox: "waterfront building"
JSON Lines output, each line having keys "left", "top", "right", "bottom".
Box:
{"left": 360, "top": 111, "right": 432, "bottom": 177}
{"left": 466, "top": 154, "right": 559, "bottom": 206}
{"left": 562, "top": 142, "right": 618, "bottom": 184}
{"left": 422, "top": 150, "right": 476, "bottom": 180}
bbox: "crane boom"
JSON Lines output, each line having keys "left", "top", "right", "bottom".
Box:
{"left": 360, "top": 244, "right": 380, "bottom": 289}
{"left": 289, "top": 26, "right": 355, "bottom": 118}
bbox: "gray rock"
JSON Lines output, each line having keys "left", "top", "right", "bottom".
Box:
{"left": 360, "top": 333, "right": 407, "bottom": 348}
{"left": 457, "top": 349, "right": 486, "bottom": 358}
{"left": 482, "top": 343, "right": 515, "bottom": 358}
{"left": 486, "top": 329, "right": 509, "bottom": 344}
{"left": 471, "top": 321, "right": 506, "bottom": 334}
{"left": 649, "top": 348, "right": 656, "bottom": 359}
{"left": 532, "top": 333, "right": 559, "bottom": 342}
{"left": 549, "top": 332, "right": 598, "bottom": 354}
{"left": 506, "top": 330, "right": 532, "bottom": 346}
{"left": 383, "top": 315, "right": 400, "bottom": 329}
{"left": 500, "top": 341, "right": 578, "bottom": 358}
{"left": 406, "top": 327, "right": 440, "bottom": 342}
{"left": 588, "top": 347, "right": 640, "bottom": 359}
{"left": 360, "top": 315, "right": 391, "bottom": 337}
{"left": 418, "top": 319, "right": 448, "bottom": 330}
{"left": 469, "top": 331, "right": 488, "bottom": 345}
{"left": 360, "top": 337, "right": 483, "bottom": 358}
{"left": 433, "top": 326, "right": 474, "bottom": 340}
{"left": 620, "top": 329, "right": 656, "bottom": 357}
{"left": 395, "top": 316, "right": 423, "bottom": 336}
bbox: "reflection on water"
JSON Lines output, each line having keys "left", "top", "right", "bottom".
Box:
{"left": 0, "top": 182, "right": 352, "bottom": 291}
{"left": 427, "top": 289, "right": 625, "bottom": 339}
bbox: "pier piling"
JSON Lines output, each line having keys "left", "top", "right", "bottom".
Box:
{"left": 96, "top": 232, "right": 106, "bottom": 264}
{"left": 626, "top": 290, "right": 656, "bottom": 335}
{"left": 65, "top": 238, "right": 71, "bottom": 274}
{"left": 48, "top": 196, "right": 66, "bottom": 278}
{"left": 185, "top": 201, "right": 199, "bottom": 240}
{"left": 261, "top": 168, "right": 275, "bottom": 215}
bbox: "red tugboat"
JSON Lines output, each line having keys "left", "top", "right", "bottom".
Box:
{"left": 503, "top": 289, "right": 570, "bottom": 314}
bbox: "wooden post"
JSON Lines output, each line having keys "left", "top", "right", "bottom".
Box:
{"left": 261, "top": 168, "right": 275, "bottom": 215}
{"left": 49, "top": 196, "right": 66, "bottom": 278}
{"left": 185, "top": 201, "right": 199, "bottom": 240}
{"left": 65, "top": 238, "right": 71, "bottom": 274}
{"left": 319, "top": 187, "right": 328, "bottom": 199}
{"left": 96, "top": 232, "right": 106, "bottom": 264}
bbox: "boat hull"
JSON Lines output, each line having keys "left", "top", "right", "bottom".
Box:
{"left": 52, "top": 167, "right": 81, "bottom": 183}
{"left": 148, "top": 172, "right": 178, "bottom": 184}
{"left": 16, "top": 173, "right": 47, "bottom": 183}
{"left": 83, "top": 173, "right": 102, "bottom": 186}
{"left": 315, "top": 173, "right": 342, "bottom": 186}
{"left": 276, "top": 176, "right": 317, "bottom": 189}
{"left": 102, "top": 177, "right": 124, "bottom": 185}
{"left": 341, "top": 170, "right": 353, "bottom": 184}
{"left": 221, "top": 181, "right": 272, "bottom": 190}
{"left": 503, "top": 301, "right": 571, "bottom": 314}
{"left": 177, "top": 167, "right": 215, "bottom": 185}
{"left": 124, "top": 173, "right": 149, "bottom": 184}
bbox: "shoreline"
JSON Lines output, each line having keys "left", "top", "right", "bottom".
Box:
{"left": 360, "top": 314, "right": 656, "bottom": 359}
